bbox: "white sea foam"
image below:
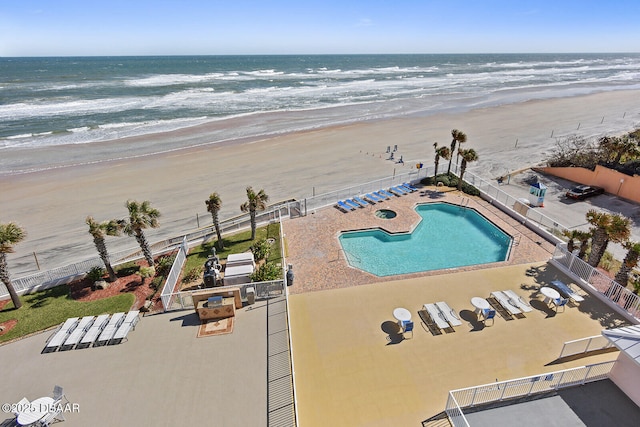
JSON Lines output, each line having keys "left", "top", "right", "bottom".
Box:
{"left": 2, "top": 54, "right": 640, "bottom": 173}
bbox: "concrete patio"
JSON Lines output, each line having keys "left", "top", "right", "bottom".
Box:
{"left": 288, "top": 262, "right": 630, "bottom": 427}
{"left": 0, "top": 299, "right": 275, "bottom": 427}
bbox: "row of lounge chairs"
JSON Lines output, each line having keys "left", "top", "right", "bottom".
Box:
{"left": 336, "top": 182, "right": 419, "bottom": 212}
{"left": 43, "top": 310, "right": 140, "bottom": 353}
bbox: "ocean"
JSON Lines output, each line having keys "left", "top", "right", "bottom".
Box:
{"left": 2, "top": 53, "right": 640, "bottom": 175}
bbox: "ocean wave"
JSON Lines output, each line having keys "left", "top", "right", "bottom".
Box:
{"left": 3, "top": 54, "right": 640, "bottom": 159}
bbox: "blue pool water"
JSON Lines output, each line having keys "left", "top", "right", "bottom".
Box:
{"left": 338, "top": 203, "right": 512, "bottom": 276}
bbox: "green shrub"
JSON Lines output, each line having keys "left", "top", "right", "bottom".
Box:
{"left": 150, "top": 276, "right": 164, "bottom": 291}
{"left": 155, "top": 254, "right": 176, "bottom": 277}
{"left": 182, "top": 265, "right": 203, "bottom": 283}
{"left": 86, "top": 266, "right": 105, "bottom": 282}
{"left": 251, "top": 239, "right": 272, "bottom": 261}
{"left": 116, "top": 261, "right": 139, "bottom": 276}
{"left": 250, "top": 262, "right": 281, "bottom": 282}
{"left": 420, "top": 176, "right": 434, "bottom": 186}
{"left": 461, "top": 182, "right": 481, "bottom": 196}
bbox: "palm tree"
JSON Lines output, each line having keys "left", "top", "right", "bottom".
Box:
{"left": 586, "top": 210, "right": 631, "bottom": 267}
{"left": 0, "top": 222, "right": 27, "bottom": 309}
{"left": 614, "top": 241, "right": 640, "bottom": 287}
{"left": 562, "top": 229, "right": 592, "bottom": 260}
{"left": 205, "top": 192, "right": 224, "bottom": 250}
{"left": 575, "top": 230, "right": 591, "bottom": 259}
{"left": 433, "top": 142, "right": 451, "bottom": 179}
{"left": 562, "top": 229, "right": 580, "bottom": 253}
{"left": 122, "top": 200, "right": 161, "bottom": 267}
{"left": 456, "top": 148, "right": 478, "bottom": 191}
{"left": 447, "top": 129, "right": 467, "bottom": 175}
{"left": 86, "top": 216, "right": 122, "bottom": 282}
{"left": 240, "top": 187, "right": 269, "bottom": 241}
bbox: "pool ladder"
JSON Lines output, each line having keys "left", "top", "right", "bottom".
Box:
{"left": 335, "top": 248, "right": 361, "bottom": 264}
{"left": 459, "top": 197, "right": 470, "bottom": 214}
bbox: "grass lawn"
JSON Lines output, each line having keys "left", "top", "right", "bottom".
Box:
{"left": 0, "top": 285, "right": 134, "bottom": 344}
{"left": 183, "top": 222, "right": 283, "bottom": 279}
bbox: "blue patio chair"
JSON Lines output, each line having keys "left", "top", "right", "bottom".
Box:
{"left": 337, "top": 200, "right": 354, "bottom": 212}
{"left": 344, "top": 199, "right": 360, "bottom": 209}
{"left": 403, "top": 321, "right": 414, "bottom": 339}
{"left": 353, "top": 196, "right": 370, "bottom": 207}
{"left": 379, "top": 189, "right": 394, "bottom": 199}
{"left": 553, "top": 298, "right": 568, "bottom": 312}
{"left": 404, "top": 182, "right": 418, "bottom": 191}
{"left": 365, "top": 193, "right": 382, "bottom": 203}
{"left": 482, "top": 309, "right": 496, "bottom": 326}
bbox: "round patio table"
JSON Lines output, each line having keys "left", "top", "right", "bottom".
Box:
{"left": 393, "top": 307, "right": 412, "bottom": 323}
{"left": 16, "top": 396, "right": 54, "bottom": 426}
{"left": 471, "top": 297, "right": 490, "bottom": 314}
{"left": 540, "top": 286, "right": 560, "bottom": 304}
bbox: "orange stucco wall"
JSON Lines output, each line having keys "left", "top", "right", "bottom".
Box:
{"left": 536, "top": 165, "right": 640, "bottom": 203}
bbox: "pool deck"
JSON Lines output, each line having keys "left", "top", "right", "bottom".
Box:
{"left": 284, "top": 186, "right": 556, "bottom": 293}
{"left": 283, "top": 186, "right": 632, "bottom": 426}
{"left": 288, "top": 262, "right": 630, "bottom": 427}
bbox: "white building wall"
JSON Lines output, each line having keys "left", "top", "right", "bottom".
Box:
{"left": 609, "top": 353, "right": 640, "bottom": 407}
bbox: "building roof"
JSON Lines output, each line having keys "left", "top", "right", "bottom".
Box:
{"left": 602, "top": 324, "right": 640, "bottom": 367}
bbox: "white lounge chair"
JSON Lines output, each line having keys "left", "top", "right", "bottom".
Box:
{"left": 78, "top": 314, "right": 110, "bottom": 348}
{"left": 13, "top": 397, "right": 29, "bottom": 416}
{"left": 61, "top": 316, "right": 95, "bottom": 350}
{"left": 550, "top": 280, "right": 584, "bottom": 302}
{"left": 95, "top": 312, "right": 126, "bottom": 346}
{"left": 423, "top": 303, "right": 449, "bottom": 330}
{"left": 110, "top": 310, "right": 140, "bottom": 344}
{"left": 435, "top": 301, "right": 462, "bottom": 327}
{"left": 44, "top": 317, "right": 80, "bottom": 352}
{"left": 490, "top": 291, "right": 522, "bottom": 316}
{"left": 503, "top": 290, "right": 533, "bottom": 313}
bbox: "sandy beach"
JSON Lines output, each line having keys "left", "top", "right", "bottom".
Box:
{"left": 2, "top": 89, "right": 640, "bottom": 276}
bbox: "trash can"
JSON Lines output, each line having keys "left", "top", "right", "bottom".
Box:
{"left": 246, "top": 287, "right": 256, "bottom": 305}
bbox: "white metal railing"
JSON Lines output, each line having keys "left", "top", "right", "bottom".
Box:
{"left": 445, "top": 361, "right": 615, "bottom": 425}
{"left": 1, "top": 203, "right": 293, "bottom": 299}
{"left": 162, "top": 280, "right": 285, "bottom": 312}
{"left": 463, "top": 170, "right": 567, "bottom": 237}
{"left": 551, "top": 244, "right": 640, "bottom": 321}
{"left": 559, "top": 335, "right": 614, "bottom": 359}
{"left": 160, "top": 237, "right": 189, "bottom": 311}
{"left": 300, "top": 168, "right": 430, "bottom": 214}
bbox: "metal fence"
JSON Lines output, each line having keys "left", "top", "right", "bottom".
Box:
{"left": 559, "top": 335, "right": 614, "bottom": 359}
{"left": 1, "top": 202, "right": 294, "bottom": 299}
{"left": 445, "top": 361, "right": 615, "bottom": 427}
{"left": 462, "top": 170, "right": 566, "bottom": 237}
{"left": 159, "top": 237, "right": 189, "bottom": 311}
{"left": 550, "top": 244, "right": 640, "bottom": 321}
{"left": 299, "top": 168, "right": 430, "bottom": 214}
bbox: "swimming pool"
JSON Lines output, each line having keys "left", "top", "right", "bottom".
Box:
{"left": 338, "top": 202, "right": 512, "bottom": 276}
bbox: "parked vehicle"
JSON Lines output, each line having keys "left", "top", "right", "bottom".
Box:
{"left": 566, "top": 185, "right": 605, "bottom": 200}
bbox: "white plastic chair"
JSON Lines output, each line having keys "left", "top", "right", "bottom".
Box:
{"left": 13, "top": 397, "right": 29, "bottom": 416}
{"left": 53, "top": 385, "right": 68, "bottom": 405}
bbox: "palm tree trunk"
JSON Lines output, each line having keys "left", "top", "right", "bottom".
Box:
{"left": 93, "top": 236, "right": 117, "bottom": 281}
{"left": 433, "top": 158, "right": 439, "bottom": 179}
{"left": 578, "top": 239, "right": 589, "bottom": 259}
{"left": 212, "top": 214, "right": 224, "bottom": 250}
{"left": 135, "top": 230, "right": 154, "bottom": 267}
{"left": 250, "top": 210, "right": 257, "bottom": 240}
{"left": 614, "top": 249, "right": 640, "bottom": 287}
{"left": 0, "top": 254, "right": 22, "bottom": 309}
{"left": 457, "top": 164, "right": 466, "bottom": 191}
{"left": 587, "top": 229, "right": 608, "bottom": 267}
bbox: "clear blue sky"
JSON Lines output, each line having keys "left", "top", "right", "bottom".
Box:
{"left": 1, "top": 0, "right": 639, "bottom": 56}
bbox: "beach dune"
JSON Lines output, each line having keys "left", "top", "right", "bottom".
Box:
{"left": 1, "top": 90, "right": 639, "bottom": 277}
